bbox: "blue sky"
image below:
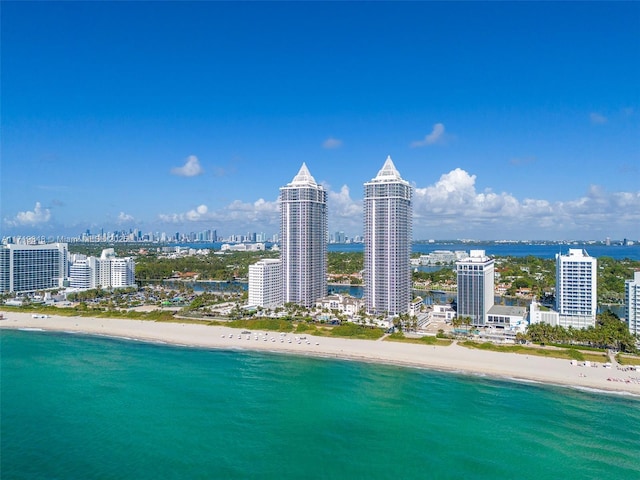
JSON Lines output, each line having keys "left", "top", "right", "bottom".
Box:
{"left": 2, "top": 1, "right": 639, "bottom": 241}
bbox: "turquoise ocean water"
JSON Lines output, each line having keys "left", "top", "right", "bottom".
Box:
{"left": 2, "top": 329, "right": 639, "bottom": 479}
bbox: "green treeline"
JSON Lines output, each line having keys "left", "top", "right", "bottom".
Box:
{"left": 412, "top": 267, "right": 456, "bottom": 284}
{"left": 130, "top": 250, "right": 639, "bottom": 304}
{"left": 134, "top": 250, "right": 279, "bottom": 281}
{"left": 524, "top": 311, "right": 637, "bottom": 353}
{"left": 327, "top": 252, "right": 363, "bottom": 274}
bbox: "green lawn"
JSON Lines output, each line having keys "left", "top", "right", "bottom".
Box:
{"left": 385, "top": 332, "right": 452, "bottom": 346}
{"left": 616, "top": 354, "right": 640, "bottom": 366}
{"left": 328, "top": 323, "right": 385, "bottom": 340}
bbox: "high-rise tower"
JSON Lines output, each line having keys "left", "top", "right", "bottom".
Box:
{"left": 363, "top": 156, "right": 413, "bottom": 315}
{"left": 456, "top": 250, "right": 495, "bottom": 326}
{"left": 555, "top": 249, "right": 597, "bottom": 329}
{"left": 625, "top": 271, "right": 640, "bottom": 336}
{"left": 279, "top": 163, "right": 327, "bottom": 307}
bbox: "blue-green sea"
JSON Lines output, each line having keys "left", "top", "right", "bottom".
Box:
{"left": 2, "top": 330, "right": 639, "bottom": 479}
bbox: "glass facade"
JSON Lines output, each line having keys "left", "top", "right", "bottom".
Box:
{"left": 456, "top": 255, "right": 495, "bottom": 326}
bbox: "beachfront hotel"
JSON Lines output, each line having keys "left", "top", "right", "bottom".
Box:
{"left": 279, "top": 163, "right": 327, "bottom": 308}
{"left": 363, "top": 156, "right": 413, "bottom": 315}
{"left": 248, "top": 258, "right": 283, "bottom": 309}
{"left": 0, "top": 243, "right": 68, "bottom": 293}
{"left": 555, "top": 248, "right": 597, "bottom": 329}
{"left": 456, "top": 250, "right": 495, "bottom": 326}
{"left": 625, "top": 271, "right": 640, "bottom": 336}
{"left": 69, "top": 248, "right": 136, "bottom": 290}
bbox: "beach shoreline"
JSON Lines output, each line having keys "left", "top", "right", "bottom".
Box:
{"left": 2, "top": 311, "right": 639, "bottom": 397}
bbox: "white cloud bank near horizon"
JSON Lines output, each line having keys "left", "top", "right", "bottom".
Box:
{"left": 154, "top": 168, "right": 640, "bottom": 240}
{"left": 4, "top": 202, "right": 51, "bottom": 227}
{"left": 118, "top": 212, "right": 134, "bottom": 223}
{"left": 4, "top": 169, "right": 638, "bottom": 240}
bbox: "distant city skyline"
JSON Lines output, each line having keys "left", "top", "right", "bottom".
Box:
{"left": 2, "top": 2, "right": 639, "bottom": 241}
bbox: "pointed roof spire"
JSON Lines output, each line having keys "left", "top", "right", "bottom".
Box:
{"left": 372, "top": 155, "right": 403, "bottom": 182}
{"left": 290, "top": 162, "right": 317, "bottom": 185}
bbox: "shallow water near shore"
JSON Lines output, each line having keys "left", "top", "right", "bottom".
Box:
{"left": 2, "top": 329, "right": 639, "bottom": 479}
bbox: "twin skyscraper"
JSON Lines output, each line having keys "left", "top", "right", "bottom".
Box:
{"left": 279, "top": 156, "right": 413, "bottom": 315}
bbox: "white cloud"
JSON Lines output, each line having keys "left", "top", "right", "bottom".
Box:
{"left": 411, "top": 123, "right": 446, "bottom": 147}
{"left": 159, "top": 204, "right": 210, "bottom": 223}
{"left": 5, "top": 202, "right": 51, "bottom": 227}
{"left": 118, "top": 212, "right": 134, "bottom": 223}
{"left": 171, "top": 155, "right": 204, "bottom": 177}
{"left": 326, "top": 185, "right": 362, "bottom": 233}
{"left": 155, "top": 170, "right": 640, "bottom": 240}
{"left": 589, "top": 112, "right": 607, "bottom": 125}
{"left": 322, "top": 137, "right": 343, "bottom": 149}
{"left": 158, "top": 199, "right": 280, "bottom": 231}
{"left": 413, "top": 169, "right": 640, "bottom": 238}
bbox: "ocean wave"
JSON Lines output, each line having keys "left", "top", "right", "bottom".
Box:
{"left": 569, "top": 385, "right": 640, "bottom": 399}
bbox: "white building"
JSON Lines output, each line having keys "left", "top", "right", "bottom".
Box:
{"left": 248, "top": 259, "right": 283, "bottom": 309}
{"left": 431, "top": 304, "right": 457, "bottom": 323}
{"left": 68, "top": 249, "right": 135, "bottom": 290}
{"left": 316, "top": 294, "right": 363, "bottom": 316}
{"left": 0, "top": 243, "right": 68, "bottom": 293}
{"left": 280, "top": 163, "right": 327, "bottom": 307}
{"left": 363, "top": 156, "right": 413, "bottom": 315}
{"left": 486, "top": 305, "right": 527, "bottom": 328}
{"left": 69, "top": 257, "right": 93, "bottom": 289}
{"left": 529, "top": 300, "right": 560, "bottom": 326}
{"left": 456, "top": 250, "right": 495, "bottom": 326}
{"left": 220, "top": 243, "right": 265, "bottom": 252}
{"left": 555, "top": 249, "right": 597, "bottom": 329}
{"left": 110, "top": 257, "right": 136, "bottom": 288}
{"left": 409, "top": 297, "right": 424, "bottom": 316}
{"left": 417, "top": 250, "right": 468, "bottom": 266}
{"left": 625, "top": 271, "right": 640, "bottom": 336}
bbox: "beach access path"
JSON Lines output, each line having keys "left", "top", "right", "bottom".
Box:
{"left": 2, "top": 311, "right": 639, "bottom": 396}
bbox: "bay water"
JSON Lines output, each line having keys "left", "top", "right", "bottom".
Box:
{"left": 2, "top": 329, "right": 639, "bottom": 479}
{"left": 176, "top": 241, "right": 640, "bottom": 260}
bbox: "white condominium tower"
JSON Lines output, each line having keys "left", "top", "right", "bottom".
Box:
{"left": 625, "top": 271, "right": 640, "bottom": 336}
{"left": 555, "top": 249, "right": 597, "bottom": 329}
{"left": 248, "top": 259, "right": 283, "bottom": 309}
{"left": 0, "top": 243, "right": 68, "bottom": 293}
{"left": 279, "top": 163, "right": 327, "bottom": 307}
{"left": 363, "top": 156, "right": 412, "bottom": 315}
{"left": 456, "top": 250, "right": 495, "bottom": 326}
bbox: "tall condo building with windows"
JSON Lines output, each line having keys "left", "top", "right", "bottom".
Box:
{"left": 0, "top": 243, "right": 68, "bottom": 293}
{"left": 625, "top": 271, "right": 640, "bottom": 336}
{"left": 248, "top": 259, "right": 283, "bottom": 309}
{"left": 456, "top": 250, "right": 495, "bottom": 326}
{"left": 555, "top": 249, "right": 597, "bottom": 329}
{"left": 279, "top": 163, "right": 327, "bottom": 308}
{"left": 363, "top": 156, "right": 413, "bottom": 315}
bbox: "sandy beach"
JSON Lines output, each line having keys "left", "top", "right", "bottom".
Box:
{"left": 2, "top": 311, "right": 639, "bottom": 396}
